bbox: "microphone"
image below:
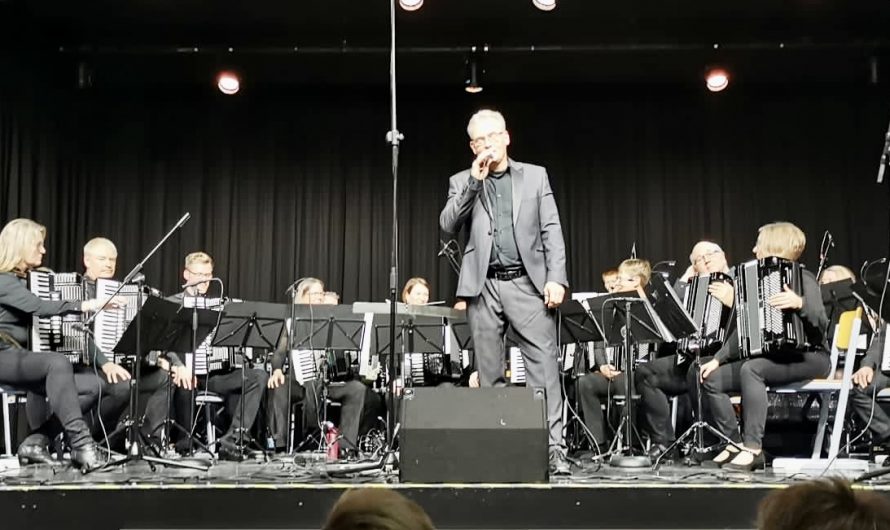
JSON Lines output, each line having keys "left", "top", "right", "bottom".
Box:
{"left": 128, "top": 273, "right": 146, "bottom": 284}
{"left": 181, "top": 277, "right": 220, "bottom": 289}
{"left": 175, "top": 212, "right": 191, "bottom": 229}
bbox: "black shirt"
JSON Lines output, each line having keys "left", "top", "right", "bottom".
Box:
{"left": 485, "top": 168, "right": 522, "bottom": 270}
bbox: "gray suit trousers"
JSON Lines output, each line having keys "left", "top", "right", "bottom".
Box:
{"left": 468, "top": 275, "right": 564, "bottom": 448}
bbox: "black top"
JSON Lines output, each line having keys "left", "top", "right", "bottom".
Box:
{"left": 0, "top": 271, "right": 81, "bottom": 349}
{"left": 485, "top": 168, "right": 522, "bottom": 271}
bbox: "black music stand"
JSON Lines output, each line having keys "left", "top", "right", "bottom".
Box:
{"left": 213, "top": 300, "right": 287, "bottom": 457}
{"left": 97, "top": 296, "right": 218, "bottom": 472}
{"left": 288, "top": 304, "right": 366, "bottom": 453}
{"left": 642, "top": 276, "right": 736, "bottom": 468}
{"left": 558, "top": 299, "right": 606, "bottom": 452}
{"left": 588, "top": 291, "right": 662, "bottom": 468}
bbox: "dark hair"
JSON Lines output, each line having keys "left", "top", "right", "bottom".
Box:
{"left": 322, "top": 488, "right": 435, "bottom": 530}
{"left": 757, "top": 478, "right": 890, "bottom": 530}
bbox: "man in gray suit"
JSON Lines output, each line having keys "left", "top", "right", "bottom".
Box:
{"left": 439, "top": 109, "right": 570, "bottom": 475}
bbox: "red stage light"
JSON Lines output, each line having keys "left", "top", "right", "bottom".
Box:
{"left": 217, "top": 71, "right": 240, "bottom": 95}
{"left": 706, "top": 68, "right": 730, "bottom": 92}
{"left": 399, "top": 0, "right": 423, "bottom": 11}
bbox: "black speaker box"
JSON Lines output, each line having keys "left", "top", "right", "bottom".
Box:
{"left": 399, "top": 387, "right": 548, "bottom": 483}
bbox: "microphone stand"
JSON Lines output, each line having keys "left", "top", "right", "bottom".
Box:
{"left": 384, "top": 0, "right": 402, "bottom": 455}
{"left": 90, "top": 213, "right": 208, "bottom": 472}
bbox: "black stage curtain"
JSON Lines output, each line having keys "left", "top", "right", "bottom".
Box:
{"left": 2, "top": 60, "right": 889, "bottom": 304}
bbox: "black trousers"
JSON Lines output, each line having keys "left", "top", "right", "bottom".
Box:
{"left": 701, "top": 351, "right": 830, "bottom": 449}
{"left": 268, "top": 378, "right": 373, "bottom": 450}
{"left": 0, "top": 348, "right": 88, "bottom": 441}
{"left": 174, "top": 367, "right": 268, "bottom": 442}
{"left": 27, "top": 364, "right": 171, "bottom": 441}
{"left": 576, "top": 371, "right": 625, "bottom": 448}
{"left": 850, "top": 369, "right": 890, "bottom": 442}
{"left": 467, "top": 275, "right": 563, "bottom": 448}
{"left": 635, "top": 355, "right": 694, "bottom": 445}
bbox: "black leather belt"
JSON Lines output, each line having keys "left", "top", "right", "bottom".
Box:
{"left": 488, "top": 268, "right": 526, "bottom": 281}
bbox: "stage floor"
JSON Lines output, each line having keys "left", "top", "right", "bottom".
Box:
{"left": 1, "top": 453, "right": 888, "bottom": 530}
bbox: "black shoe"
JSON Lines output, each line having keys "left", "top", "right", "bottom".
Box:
{"left": 648, "top": 443, "right": 678, "bottom": 463}
{"left": 17, "top": 435, "right": 59, "bottom": 467}
{"left": 549, "top": 450, "right": 572, "bottom": 476}
{"left": 722, "top": 450, "right": 765, "bottom": 472}
{"left": 71, "top": 443, "right": 102, "bottom": 472}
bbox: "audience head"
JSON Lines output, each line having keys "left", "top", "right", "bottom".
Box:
{"left": 402, "top": 277, "right": 431, "bottom": 305}
{"left": 754, "top": 222, "right": 806, "bottom": 261}
{"left": 83, "top": 237, "right": 118, "bottom": 280}
{"left": 322, "top": 488, "right": 435, "bottom": 530}
{"left": 820, "top": 265, "right": 857, "bottom": 285}
{"left": 689, "top": 241, "right": 728, "bottom": 275}
{"left": 0, "top": 218, "right": 46, "bottom": 274}
{"left": 757, "top": 477, "right": 890, "bottom": 530}
{"left": 617, "top": 259, "right": 651, "bottom": 292}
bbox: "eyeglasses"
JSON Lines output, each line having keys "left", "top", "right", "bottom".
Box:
{"left": 186, "top": 269, "right": 213, "bottom": 278}
{"left": 693, "top": 250, "right": 723, "bottom": 265}
{"left": 470, "top": 131, "right": 505, "bottom": 148}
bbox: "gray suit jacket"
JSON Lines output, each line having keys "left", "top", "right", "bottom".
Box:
{"left": 439, "top": 159, "right": 568, "bottom": 298}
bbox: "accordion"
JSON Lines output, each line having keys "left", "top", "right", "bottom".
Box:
{"left": 93, "top": 278, "right": 147, "bottom": 362}
{"left": 734, "top": 257, "right": 807, "bottom": 358}
{"left": 182, "top": 296, "right": 241, "bottom": 375}
{"left": 678, "top": 272, "right": 733, "bottom": 357}
{"left": 28, "top": 270, "right": 86, "bottom": 363}
{"left": 289, "top": 349, "right": 355, "bottom": 385}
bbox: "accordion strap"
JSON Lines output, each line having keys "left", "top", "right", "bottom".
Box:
{"left": 0, "top": 331, "right": 23, "bottom": 350}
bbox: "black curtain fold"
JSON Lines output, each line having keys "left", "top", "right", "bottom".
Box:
{"left": 2, "top": 59, "right": 888, "bottom": 303}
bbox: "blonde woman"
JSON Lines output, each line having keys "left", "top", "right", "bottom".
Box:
{"left": 0, "top": 218, "right": 112, "bottom": 470}
{"left": 699, "top": 222, "right": 830, "bottom": 471}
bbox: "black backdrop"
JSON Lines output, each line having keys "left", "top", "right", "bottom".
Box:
{"left": 2, "top": 57, "right": 889, "bottom": 304}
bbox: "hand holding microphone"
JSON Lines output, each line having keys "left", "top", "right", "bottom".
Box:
{"left": 471, "top": 149, "right": 495, "bottom": 181}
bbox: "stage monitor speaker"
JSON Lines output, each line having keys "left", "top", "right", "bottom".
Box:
{"left": 399, "top": 386, "right": 548, "bottom": 483}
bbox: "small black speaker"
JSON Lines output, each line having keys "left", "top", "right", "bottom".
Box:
{"left": 399, "top": 387, "right": 548, "bottom": 483}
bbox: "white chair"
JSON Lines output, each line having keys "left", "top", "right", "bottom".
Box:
{"left": 771, "top": 309, "right": 869, "bottom": 474}
{"left": 0, "top": 385, "right": 26, "bottom": 458}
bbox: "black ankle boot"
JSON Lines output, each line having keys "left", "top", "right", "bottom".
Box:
{"left": 17, "top": 434, "right": 59, "bottom": 466}
{"left": 65, "top": 419, "right": 102, "bottom": 472}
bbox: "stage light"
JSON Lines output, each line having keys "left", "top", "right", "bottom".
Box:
{"left": 705, "top": 68, "right": 730, "bottom": 92}
{"left": 399, "top": 0, "right": 423, "bottom": 11}
{"left": 217, "top": 71, "right": 240, "bottom": 95}
{"left": 532, "top": 0, "right": 556, "bottom": 11}
{"left": 464, "top": 52, "right": 484, "bottom": 94}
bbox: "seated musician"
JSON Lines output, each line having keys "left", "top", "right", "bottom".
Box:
{"left": 402, "top": 277, "right": 430, "bottom": 305}
{"left": 635, "top": 241, "right": 732, "bottom": 461}
{"left": 0, "top": 218, "right": 110, "bottom": 470}
{"left": 699, "top": 222, "right": 830, "bottom": 471}
{"left": 168, "top": 252, "right": 269, "bottom": 460}
{"left": 267, "top": 278, "right": 376, "bottom": 457}
{"left": 601, "top": 268, "right": 619, "bottom": 294}
{"left": 819, "top": 265, "right": 856, "bottom": 285}
{"left": 26, "top": 237, "right": 171, "bottom": 446}
{"left": 850, "top": 331, "right": 890, "bottom": 458}
{"left": 576, "top": 260, "right": 647, "bottom": 453}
